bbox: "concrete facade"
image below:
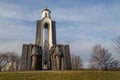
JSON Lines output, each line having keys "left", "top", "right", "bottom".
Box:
{"left": 50, "top": 45, "right": 72, "bottom": 70}
{"left": 20, "top": 8, "right": 71, "bottom": 71}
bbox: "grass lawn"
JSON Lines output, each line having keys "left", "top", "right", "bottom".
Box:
{"left": 0, "top": 71, "right": 120, "bottom": 80}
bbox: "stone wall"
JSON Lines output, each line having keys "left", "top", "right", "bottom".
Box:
{"left": 20, "top": 44, "right": 42, "bottom": 71}
{"left": 20, "top": 44, "right": 32, "bottom": 71}
{"left": 50, "top": 44, "right": 72, "bottom": 70}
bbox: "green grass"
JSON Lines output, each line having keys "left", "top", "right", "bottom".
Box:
{"left": 0, "top": 71, "right": 120, "bottom": 80}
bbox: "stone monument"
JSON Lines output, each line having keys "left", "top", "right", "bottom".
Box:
{"left": 20, "top": 8, "right": 71, "bottom": 70}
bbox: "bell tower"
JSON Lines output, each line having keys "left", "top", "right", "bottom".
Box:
{"left": 20, "top": 8, "right": 71, "bottom": 71}
{"left": 35, "top": 8, "right": 56, "bottom": 49}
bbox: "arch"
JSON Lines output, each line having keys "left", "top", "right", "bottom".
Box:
{"left": 44, "top": 22, "right": 49, "bottom": 29}
{"left": 43, "top": 22, "right": 49, "bottom": 45}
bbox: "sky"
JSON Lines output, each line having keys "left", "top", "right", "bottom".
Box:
{"left": 0, "top": 0, "right": 120, "bottom": 68}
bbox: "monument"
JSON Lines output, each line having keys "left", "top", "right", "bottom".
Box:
{"left": 20, "top": 8, "right": 72, "bottom": 70}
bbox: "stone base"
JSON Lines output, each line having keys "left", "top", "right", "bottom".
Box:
{"left": 20, "top": 44, "right": 71, "bottom": 71}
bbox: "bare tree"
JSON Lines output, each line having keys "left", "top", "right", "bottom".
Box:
{"left": 113, "top": 36, "right": 120, "bottom": 69}
{"left": 71, "top": 54, "right": 83, "bottom": 70}
{"left": 0, "top": 53, "right": 8, "bottom": 71}
{"left": 89, "top": 44, "right": 119, "bottom": 71}
{"left": 0, "top": 52, "right": 20, "bottom": 72}
{"left": 114, "top": 36, "right": 120, "bottom": 53}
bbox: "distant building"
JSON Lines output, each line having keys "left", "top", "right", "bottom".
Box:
{"left": 20, "top": 8, "right": 71, "bottom": 70}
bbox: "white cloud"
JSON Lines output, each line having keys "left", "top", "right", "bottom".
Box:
{"left": 53, "top": 2, "right": 120, "bottom": 36}
{"left": 0, "top": 41, "right": 22, "bottom": 54}
{"left": 0, "top": 2, "right": 36, "bottom": 54}
{"left": 0, "top": 1, "right": 40, "bottom": 21}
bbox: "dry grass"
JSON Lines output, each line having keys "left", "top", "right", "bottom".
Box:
{"left": 0, "top": 71, "right": 120, "bottom": 80}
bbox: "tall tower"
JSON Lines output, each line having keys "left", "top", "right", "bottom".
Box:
{"left": 20, "top": 8, "right": 71, "bottom": 71}
{"left": 35, "top": 8, "right": 56, "bottom": 49}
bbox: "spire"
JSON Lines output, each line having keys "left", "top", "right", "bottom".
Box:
{"left": 41, "top": 7, "right": 51, "bottom": 19}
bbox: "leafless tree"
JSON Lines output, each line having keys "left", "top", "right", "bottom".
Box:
{"left": 113, "top": 36, "right": 120, "bottom": 69}
{"left": 0, "top": 53, "right": 8, "bottom": 71}
{"left": 71, "top": 54, "right": 83, "bottom": 70}
{"left": 89, "top": 44, "right": 119, "bottom": 71}
{"left": 114, "top": 36, "right": 120, "bottom": 54}
{"left": 0, "top": 52, "right": 20, "bottom": 72}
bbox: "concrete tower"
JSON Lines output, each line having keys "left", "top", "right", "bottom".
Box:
{"left": 20, "top": 8, "right": 71, "bottom": 71}
{"left": 35, "top": 8, "right": 56, "bottom": 49}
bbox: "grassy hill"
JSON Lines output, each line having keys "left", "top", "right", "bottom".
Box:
{"left": 0, "top": 71, "right": 120, "bottom": 80}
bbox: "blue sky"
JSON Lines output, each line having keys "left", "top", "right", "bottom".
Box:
{"left": 0, "top": 0, "right": 120, "bottom": 67}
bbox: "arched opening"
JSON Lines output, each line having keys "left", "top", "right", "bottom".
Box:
{"left": 42, "top": 23, "right": 50, "bottom": 70}
{"left": 43, "top": 23, "right": 49, "bottom": 44}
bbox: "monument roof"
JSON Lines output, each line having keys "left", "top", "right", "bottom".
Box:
{"left": 42, "top": 8, "right": 51, "bottom": 13}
